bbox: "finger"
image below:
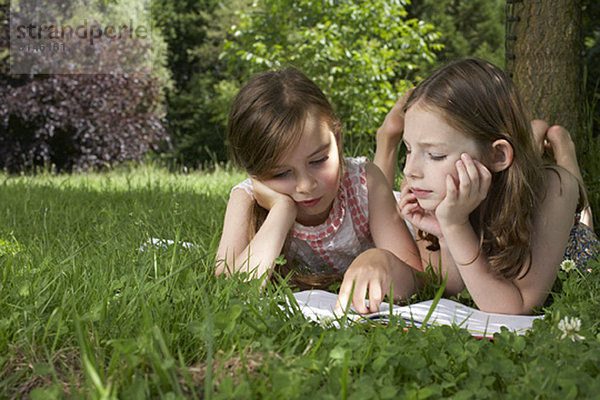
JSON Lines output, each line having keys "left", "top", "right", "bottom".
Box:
{"left": 400, "top": 181, "right": 412, "bottom": 196}
{"left": 400, "top": 201, "right": 420, "bottom": 220}
{"left": 368, "top": 283, "right": 384, "bottom": 313}
{"left": 474, "top": 159, "right": 492, "bottom": 196}
{"left": 398, "top": 190, "right": 417, "bottom": 208}
{"left": 455, "top": 159, "right": 471, "bottom": 199}
{"left": 461, "top": 153, "right": 480, "bottom": 189}
{"left": 352, "top": 280, "right": 370, "bottom": 314}
{"left": 403, "top": 202, "right": 420, "bottom": 213}
{"left": 399, "top": 192, "right": 417, "bottom": 208}
{"left": 406, "top": 204, "right": 423, "bottom": 219}
{"left": 445, "top": 174, "right": 458, "bottom": 202}
{"left": 335, "top": 279, "right": 354, "bottom": 313}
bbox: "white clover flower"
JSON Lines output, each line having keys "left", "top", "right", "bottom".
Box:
{"left": 560, "top": 259, "right": 577, "bottom": 273}
{"left": 558, "top": 316, "right": 585, "bottom": 341}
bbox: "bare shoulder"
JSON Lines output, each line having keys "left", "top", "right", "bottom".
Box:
{"left": 542, "top": 166, "right": 579, "bottom": 204}
{"left": 364, "top": 160, "right": 379, "bottom": 177}
{"left": 536, "top": 166, "right": 579, "bottom": 231}
{"left": 229, "top": 186, "right": 255, "bottom": 205}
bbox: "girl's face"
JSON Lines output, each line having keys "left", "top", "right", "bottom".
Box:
{"left": 261, "top": 113, "right": 341, "bottom": 226}
{"left": 402, "top": 106, "right": 484, "bottom": 211}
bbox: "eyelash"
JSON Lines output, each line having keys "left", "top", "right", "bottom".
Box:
{"left": 272, "top": 171, "right": 289, "bottom": 179}
{"left": 429, "top": 154, "right": 447, "bottom": 161}
{"left": 311, "top": 156, "right": 328, "bottom": 165}
{"left": 271, "top": 156, "right": 329, "bottom": 179}
{"left": 405, "top": 149, "right": 446, "bottom": 161}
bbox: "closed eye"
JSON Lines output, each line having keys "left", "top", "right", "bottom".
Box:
{"left": 310, "top": 156, "right": 329, "bottom": 165}
{"left": 429, "top": 153, "right": 446, "bottom": 161}
{"left": 271, "top": 170, "right": 291, "bottom": 179}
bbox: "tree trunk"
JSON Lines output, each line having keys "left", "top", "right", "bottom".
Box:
{"left": 509, "top": 0, "right": 582, "bottom": 137}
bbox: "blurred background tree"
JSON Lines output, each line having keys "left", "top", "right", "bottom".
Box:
{"left": 1, "top": 0, "right": 599, "bottom": 173}
{"left": 505, "top": 0, "right": 600, "bottom": 229}
{"left": 509, "top": 0, "right": 581, "bottom": 137}
{"left": 217, "top": 0, "right": 442, "bottom": 158}
{"left": 151, "top": 0, "right": 252, "bottom": 168}
{"left": 406, "top": 0, "right": 505, "bottom": 73}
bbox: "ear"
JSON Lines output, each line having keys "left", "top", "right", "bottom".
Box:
{"left": 490, "top": 139, "right": 513, "bottom": 172}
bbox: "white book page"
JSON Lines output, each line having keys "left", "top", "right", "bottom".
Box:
{"left": 293, "top": 290, "right": 542, "bottom": 338}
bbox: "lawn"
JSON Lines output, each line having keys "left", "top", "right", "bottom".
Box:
{"left": 1, "top": 163, "right": 600, "bottom": 399}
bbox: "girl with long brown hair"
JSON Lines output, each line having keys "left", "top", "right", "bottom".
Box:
{"left": 215, "top": 67, "right": 421, "bottom": 313}
{"left": 364, "top": 57, "right": 599, "bottom": 314}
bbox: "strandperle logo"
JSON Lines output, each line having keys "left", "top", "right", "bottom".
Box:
{"left": 14, "top": 19, "right": 149, "bottom": 46}
{"left": 9, "top": 0, "right": 153, "bottom": 74}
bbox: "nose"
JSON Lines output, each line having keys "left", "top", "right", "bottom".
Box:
{"left": 296, "top": 170, "right": 317, "bottom": 194}
{"left": 402, "top": 154, "right": 422, "bottom": 179}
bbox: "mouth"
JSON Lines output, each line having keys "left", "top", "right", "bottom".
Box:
{"left": 297, "top": 197, "right": 321, "bottom": 208}
{"left": 410, "top": 188, "right": 432, "bottom": 198}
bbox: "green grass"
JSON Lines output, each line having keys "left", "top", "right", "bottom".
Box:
{"left": 1, "top": 163, "right": 600, "bottom": 399}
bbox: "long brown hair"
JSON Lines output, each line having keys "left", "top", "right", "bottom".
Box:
{"left": 404, "top": 58, "right": 546, "bottom": 280}
{"left": 227, "top": 67, "right": 343, "bottom": 288}
{"left": 227, "top": 67, "right": 340, "bottom": 178}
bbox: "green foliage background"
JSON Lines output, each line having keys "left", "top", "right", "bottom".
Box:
{"left": 217, "top": 0, "right": 442, "bottom": 158}
{"left": 2, "top": 0, "right": 599, "bottom": 170}
{"left": 155, "top": 0, "right": 599, "bottom": 169}
{"left": 155, "top": 0, "right": 443, "bottom": 166}
{"left": 151, "top": 0, "right": 252, "bottom": 167}
{"left": 406, "top": 0, "right": 505, "bottom": 72}
{"left": 157, "top": 0, "right": 505, "bottom": 165}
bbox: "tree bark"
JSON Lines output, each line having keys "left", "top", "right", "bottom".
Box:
{"left": 510, "top": 0, "right": 582, "bottom": 137}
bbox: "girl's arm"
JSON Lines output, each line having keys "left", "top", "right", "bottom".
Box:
{"left": 366, "top": 162, "right": 422, "bottom": 270}
{"left": 533, "top": 121, "right": 593, "bottom": 229}
{"left": 337, "top": 162, "right": 421, "bottom": 313}
{"left": 436, "top": 161, "right": 578, "bottom": 314}
{"left": 510, "top": 167, "right": 579, "bottom": 311}
{"left": 215, "top": 183, "right": 297, "bottom": 282}
{"left": 373, "top": 89, "right": 413, "bottom": 188}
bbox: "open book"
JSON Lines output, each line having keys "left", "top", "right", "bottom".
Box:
{"left": 293, "top": 290, "right": 543, "bottom": 339}
{"left": 139, "top": 238, "right": 198, "bottom": 252}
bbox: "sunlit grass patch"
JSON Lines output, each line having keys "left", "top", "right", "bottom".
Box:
{"left": 0, "top": 163, "right": 599, "bottom": 398}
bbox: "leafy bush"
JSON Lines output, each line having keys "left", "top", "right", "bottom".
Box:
{"left": 218, "top": 0, "right": 442, "bottom": 157}
{"left": 0, "top": 0, "right": 170, "bottom": 172}
{"left": 0, "top": 73, "right": 168, "bottom": 172}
